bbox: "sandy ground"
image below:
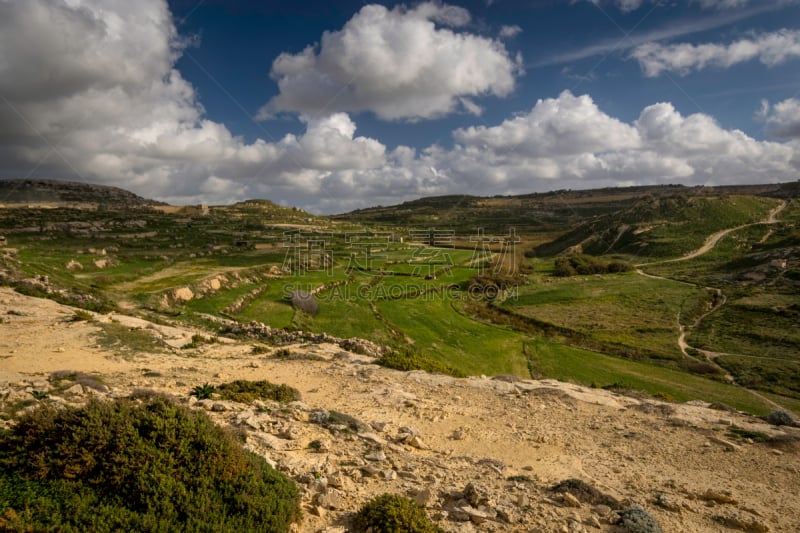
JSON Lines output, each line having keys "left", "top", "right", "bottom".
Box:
{"left": 1, "top": 286, "right": 799, "bottom": 532}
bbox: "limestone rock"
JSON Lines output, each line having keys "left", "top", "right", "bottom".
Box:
{"left": 315, "top": 488, "right": 345, "bottom": 510}
{"left": 562, "top": 492, "right": 582, "bottom": 508}
{"left": 714, "top": 511, "right": 770, "bottom": 532}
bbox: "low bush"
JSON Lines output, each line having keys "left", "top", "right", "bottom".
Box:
{"left": 682, "top": 360, "right": 723, "bottom": 376}
{"left": 0, "top": 396, "right": 300, "bottom": 532}
{"left": 289, "top": 290, "right": 318, "bottom": 316}
{"left": 352, "top": 493, "right": 443, "bottom": 533}
{"left": 50, "top": 370, "right": 107, "bottom": 392}
{"left": 310, "top": 409, "right": 368, "bottom": 434}
{"left": 67, "top": 309, "right": 94, "bottom": 322}
{"left": 377, "top": 350, "right": 466, "bottom": 377}
{"left": 190, "top": 382, "right": 216, "bottom": 400}
{"left": 550, "top": 478, "right": 620, "bottom": 508}
{"left": 761, "top": 410, "right": 798, "bottom": 427}
{"left": 553, "top": 255, "right": 633, "bottom": 277}
{"left": 616, "top": 504, "right": 663, "bottom": 533}
{"left": 728, "top": 426, "right": 770, "bottom": 443}
{"left": 216, "top": 380, "right": 301, "bottom": 404}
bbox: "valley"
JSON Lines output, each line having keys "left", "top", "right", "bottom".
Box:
{"left": 1, "top": 180, "right": 799, "bottom": 415}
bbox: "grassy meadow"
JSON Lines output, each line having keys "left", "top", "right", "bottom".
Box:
{"left": 1, "top": 186, "right": 798, "bottom": 414}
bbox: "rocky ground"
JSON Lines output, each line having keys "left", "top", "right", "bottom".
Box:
{"left": 1, "top": 286, "right": 798, "bottom": 532}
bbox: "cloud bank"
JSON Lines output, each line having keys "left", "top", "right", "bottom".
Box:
{"left": 258, "top": 3, "right": 522, "bottom": 121}
{"left": 761, "top": 98, "right": 800, "bottom": 139}
{"left": 632, "top": 29, "right": 800, "bottom": 76}
{"left": 0, "top": 1, "right": 797, "bottom": 214}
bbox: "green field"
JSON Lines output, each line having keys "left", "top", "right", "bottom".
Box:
{"left": 502, "top": 271, "right": 711, "bottom": 361}
{"left": 525, "top": 338, "right": 782, "bottom": 415}
{"left": 2, "top": 184, "right": 799, "bottom": 415}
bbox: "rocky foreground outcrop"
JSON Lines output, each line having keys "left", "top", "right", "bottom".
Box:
{"left": 0, "top": 287, "right": 798, "bottom": 532}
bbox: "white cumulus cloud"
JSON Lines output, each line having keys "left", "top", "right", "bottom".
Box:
{"left": 0, "top": 0, "right": 797, "bottom": 214}
{"left": 454, "top": 91, "right": 640, "bottom": 157}
{"left": 0, "top": 0, "right": 391, "bottom": 207}
{"left": 631, "top": 29, "right": 800, "bottom": 76}
{"left": 258, "top": 2, "right": 522, "bottom": 121}
{"left": 499, "top": 25, "right": 522, "bottom": 38}
{"left": 760, "top": 98, "right": 800, "bottom": 139}
{"left": 416, "top": 91, "right": 797, "bottom": 197}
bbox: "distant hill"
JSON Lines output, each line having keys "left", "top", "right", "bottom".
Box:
{"left": 0, "top": 179, "right": 165, "bottom": 207}
{"left": 334, "top": 182, "right": 800, "bottom": 232}
{"left": 532, "top": 194, "right": 780, "bottom": 258}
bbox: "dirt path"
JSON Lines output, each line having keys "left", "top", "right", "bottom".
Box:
{"left": 636, "top": 200, "right": 789, "bottom": 407}
{"left": 640, "top": 200, "right": 786, "bottom": 267}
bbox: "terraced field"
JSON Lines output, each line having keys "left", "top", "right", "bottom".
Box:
{"left": 1, "top": 182, "right": 798, "bottom": 414}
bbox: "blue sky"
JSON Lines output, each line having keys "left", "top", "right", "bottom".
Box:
{"left": 1, "top": 0, "right": 799, "bottom": 212}
{"left": 171, "top": 0, "right": 799, "bottom": 146}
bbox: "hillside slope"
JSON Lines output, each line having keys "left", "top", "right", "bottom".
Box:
{"left": 0, "top": 179, "right": 165, "bottom": 207}
{"left": 533, "top": 195, "right": 779, "bottom": 258}
{"left": 0, "top": 288, "right": 798, "bottom": 532}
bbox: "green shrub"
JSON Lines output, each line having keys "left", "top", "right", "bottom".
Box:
{"left": 310, "top": 409, "right": 368, "bottom": 434}
{"left": 728, "top": 426, "right": 770, "bottom": 443}
{"left": 553, "top": 255, "right": 633, "bottom": 277}
{"left": 190, "top": 382, "right": 216, "bottom": 400}
{"left": 273, "top": 348, "right": 292, "bottom": 359}
{"left": 616, "top": 505, "right": 663, "bottom": 533}
{"left": 377, "top": 350, "right": 466, "bottom": 377}
{"left": 550, "top": 478, "right": 620, "bottom": 508}
{"left": 289, "top": 290, "right": 318, "bottom": 316}
{"left": 67, "top": 309, "right": 94, "bottom": 322}
{"left": 352, "top": 493, "right": 443, "bottom": 533}
{"left": 216, "top": 380, "right": 301, "bottom": 404}
{"left": 50, "top": 370, "right": 107, "bottom": 392}
{"left": 761, "top": 410, "right": 798, "bottom": 427}
{"left": 250, "top": 345, "right": 271, "bottom": 355}
{"left": 0, "top": 397, "right": 300, "bottom": 532}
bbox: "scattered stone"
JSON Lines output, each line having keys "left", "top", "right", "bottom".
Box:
{"left": 495, "top": 506, "right": 516, "bottom": 524}
{"left": 365, "top": 450, "right": 387, "bottom": 462}
{"left": 458, "top": 505, "right": 491, "bottom": 525}
{"left": 516, "top": 494, "right": 529, "bottom": 508}
{"left": 315, "top": 488, "right": 345, "bottom": 510}
{"left": 413, "top": 487, "right": 434, "bottom": 506}
{"left": 562, "top": 492, "right": 582, "bottom": 508}
{"left": 714, "top": 511, "right": 770, "bottom": 532}
{"left": 361, "top": 465, "right": 382, "bottom": 478}
{"left": 451, "top": 427, "right": 468, "bottom": 440}
{"left": 655, "top": 493, "right": 682, "bottom": 512}
{"left": 370, "top": 420, "right": 387, "bottom": 432}
{"left": 326, "top": 471, "right": 351, "bottom": 490}
{"left": 464, "top": 483, "right": 492, "bottom": 507}
{"left": 699, "top": 489, "right": 737, "bottom": 505}
{"left": 405, "top": 434, "right": 428, "bottom": 450}
{"left": 64, "top": 384, "right": 85, "bottom": 396}
{"left": 585, "top": 515, "right": 602, "bottom": 529}
{"left": 358, "top": 432, "right": 386, "bottom": 445}
{"left": 709, "top": 435, "right": 741, "bottom": 451}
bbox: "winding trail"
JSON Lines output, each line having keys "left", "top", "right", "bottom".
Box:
{"left": 638, "top": 200, "right": 786, "bottom": 267}
{"left": 635, "top": 199, "right": 789, "bottom": 411}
